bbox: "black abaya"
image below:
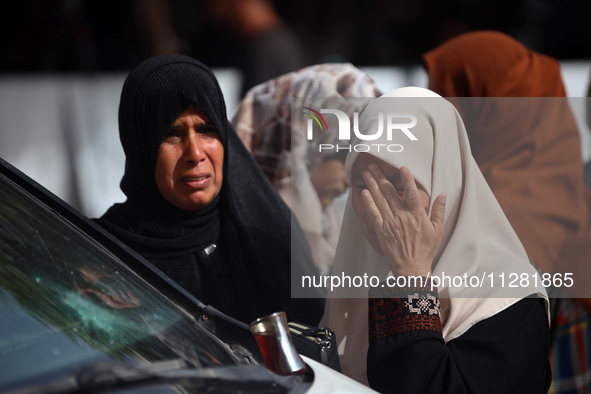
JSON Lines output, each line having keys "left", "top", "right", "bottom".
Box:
{"left": 367, "top": 295, "right": 551, "bottom": 394}
{"left": 96, "top": 54, "right": 325, "bottom": 325}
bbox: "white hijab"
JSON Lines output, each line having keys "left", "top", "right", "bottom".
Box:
{"left": 320, "top": 87, "right": 549, "bottom": 385}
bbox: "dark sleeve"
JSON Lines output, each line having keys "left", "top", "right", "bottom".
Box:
{"left": 367, "top": 282, "right": 551, "bottom": 394}
{"left": 286, "top": 210, "right": 326, "bottom": 326}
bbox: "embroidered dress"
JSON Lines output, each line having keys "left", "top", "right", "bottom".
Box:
{"left": 367, "top": 282, "right": 550, "bottom": 394}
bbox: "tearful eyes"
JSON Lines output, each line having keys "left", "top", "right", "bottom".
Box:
{"left": 162, "top": 132, "right": 181, "bottom": 142}
{"left": 200, "top": 126, "right": 218, "bottom": 134}
{"left": 162, "top": 126, "right": 218, "bottom": 142}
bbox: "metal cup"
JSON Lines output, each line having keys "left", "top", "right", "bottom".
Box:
{"left": 249, "top": 311, "right": 307, "bottom": 375}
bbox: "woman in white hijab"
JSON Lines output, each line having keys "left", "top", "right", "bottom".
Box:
{"left": 321, "top": 87, "right": 551, "bottom": 393}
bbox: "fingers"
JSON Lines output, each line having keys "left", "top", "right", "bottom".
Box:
{"left": 399, "top": 167, "right": 424, "bottom": 213}
{"left": 366, "top": 164, "right": 422, "bottom": 213}
{"left": 363, "top": 164, "right": 442, "bottom": 228}
{"left": 363, "top": 169, "right": 402, "bottom": 231}
{"left": 430, "top": 193, "right": 447, "bottom": 233}
{"left": 361, "top": 188, "right": 384, "bottom": 229}
{"left": 365, "top": 164, "right": 404, "bottom": 213}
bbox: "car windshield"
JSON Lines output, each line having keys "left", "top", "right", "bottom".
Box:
{"left": 0, "top": 169, "right": 241, "bottom": 391}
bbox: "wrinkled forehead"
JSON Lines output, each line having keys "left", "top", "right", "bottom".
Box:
{"left": 171, "top": 104, "right": 214, "bottom": 124}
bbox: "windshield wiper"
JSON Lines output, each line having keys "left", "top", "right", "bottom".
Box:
{"left": 7, "top": 358, "right": 308, "bottom": 394}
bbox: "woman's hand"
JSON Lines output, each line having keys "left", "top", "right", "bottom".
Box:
{"left": 362, "top": 164, "right": 446, "bottom": 277}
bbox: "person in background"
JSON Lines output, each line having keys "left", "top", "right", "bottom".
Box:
{"left": 203, "top": 0, "right": 311, "bottom": 96}
{"left": 423, "top": 30, "right": 591, "bottom": 393}
{"left": 322, "top": 87, "right": 550, "bottom": 393}
{"left": 95, "top": 54, "right": 325, "bottom": 326}
{"left": 232, "top": 63, "right": 382, "bottom": 274}
{"left": 585, "top": 70, "right": 591, "bottom": 188}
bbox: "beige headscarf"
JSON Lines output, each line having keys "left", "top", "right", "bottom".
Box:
{"left": 321, "top": 87, "right": 549, "bottom": 385}
{"left": 231, "top": 63, "right": 382, "bottom": 273}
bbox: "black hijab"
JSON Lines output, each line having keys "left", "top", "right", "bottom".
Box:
{"left": 97, "top": 54, "right": 324, "bottom": 325}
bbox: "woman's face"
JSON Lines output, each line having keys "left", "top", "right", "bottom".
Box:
{"left": 351, "top": 153, "right": 430, "bottom": 254}
{"left": 311, "top": 159, "right": 349, "bottom": 209}
{"left": 155, "top": 104, "right": 224, "bottom": 210}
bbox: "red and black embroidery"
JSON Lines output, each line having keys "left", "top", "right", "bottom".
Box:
{"left": 368, "top": 279, "right": 442, "bottom": 342}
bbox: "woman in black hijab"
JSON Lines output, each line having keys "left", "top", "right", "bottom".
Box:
{"left": 96, "top": 54, "right": 324, "bottom": 325}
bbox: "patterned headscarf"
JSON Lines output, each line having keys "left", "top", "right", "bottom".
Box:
{"left": 232, "top": 63, "right": 382, "bottom": 271}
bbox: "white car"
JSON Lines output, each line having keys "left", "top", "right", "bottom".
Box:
{"left": 0, "top": 156, "right": 376, "bottom": 394}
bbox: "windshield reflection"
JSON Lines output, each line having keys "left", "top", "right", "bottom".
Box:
{"left": 0, "top": 172, "right": 239, "bottom": 390}
{"left": 73, "top": 265, "right": 142, "bottom": 310}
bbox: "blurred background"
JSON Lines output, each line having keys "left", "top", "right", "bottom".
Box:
{"left": 1, "top": 0, "right": 591, "bottom": 218}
